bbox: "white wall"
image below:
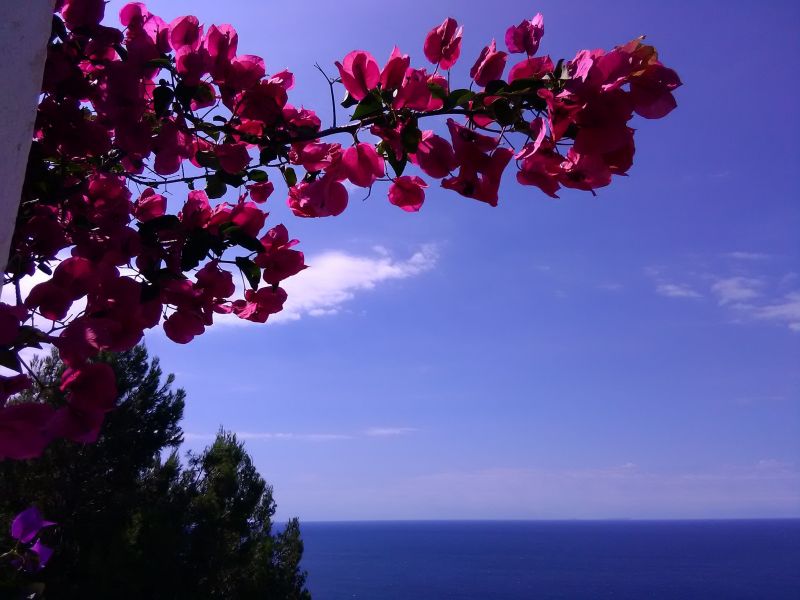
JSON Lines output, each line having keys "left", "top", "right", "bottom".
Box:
{"left": 0, "top": 2, "right": 55, "bottom": 284}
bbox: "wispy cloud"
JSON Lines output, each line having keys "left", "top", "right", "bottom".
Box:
{"left": 711, "top": 276, "right": 763, "bottom": 305}
{"left": 646, "top": 259, "right": 800, "bottom": 332}
{"left": 185, "top": 426, "right": 419, "bottom": 443}
{"left": 723, "top": 251, "right": 771, "bottom": 261}
{"left": 646, "top": 266, "right": 702, "bottom": 299}
{"left": 184, "top": 431, "right": 352, "bottom": 442}
{"left": 749, "top": 292, "right": 800, "bottom": 332}
{"left": 215, "top": 244, "right": 437, "bottom": 326}
{"left": 655, "top": 282, "right": 702, "bottom": 299}
{"left": 364, "top": 427, "right": 419, "bottom": 437}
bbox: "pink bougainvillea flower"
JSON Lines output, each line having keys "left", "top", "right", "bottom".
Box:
{"left": 505, "top": 13, "right": 544, "bottom": 56}
{"left": 283, "top": 105, "right": 321, "bottom": 131}
{"left": 180, "top": 190, "right": 212, "bottom": 228}
{"left": 11, "top": 507, "right": 56, "bottom": 544}
{"left": 237, "top": 81, "right": 288, "bottom": 126}
{"left": 559, "top": 148, "right": 613, "bottom": 192}
{"left": 380, "top": 47, "right": 410, "bottom": 92}
{"left": 204, "top": 23, "right": 239, "bottom": 80}
{"left": 60, "top": 0, "right": 105, "bottom": 31}
{"left": 470, "top": 40, "right": 508, "bottom": 87}
{"left": 231, "top": 287, "right": 287, "bottom": 323}
{"left": 446, "top": 118, "right": 500, "bottom": 173}
{"left": 0, "top": 303, "right": 26, "bottom": 346}
{"left": 508, "top": 55, "right": 554, "bottom": 82}
{"left": 163, "top": 310, "right": 206, "bottom": 344}
{"left": 515, "top": 117, "right": 548, "bottom": 160}
{"left": 255, "top": 224, "right": 307, "bottom": 285}
{"left": 246, "top": 181, "right": 274, "bottom": 204}
{"left": 388, "top": 176, "right": 428, "bottom": 212}
{"left": 51, "top": 257, "right": 104, "bottom": 299}
{"left": 61, "top": 363, "right": 118, "bottom": 413}
{"left": 268, "top": 69, "right": 295, "bottom": 91}
{"left": 175, "top": 45, "right": 212, "bottom": 87}
{"left": 630, "top": 62, "right": 682, "bottom": 119}
{"left": 412, "top": 130, "right": 457, "bottom": 179}
{"left": 225, "top": 54, "right": 266, "bottom": 91}
{"left": 168, "top": 15, "right": 202, "bottom": 52}
{"left": 287, "top": 176, "right": 349, "bottom": 218}
{"left": 230, "top": 201, "right": 267, "bottom": 237}
{"left": 216, "top": 142, "right": 251, "bottom": 174}
{"left": 152, "top": 119, "right": 192, "bottom": 175}
{"left": 196, "top": 260, "right": 235, "bottom": 299}
{"left": 516, "top": 144, "right": 563, "bottom": 198}
{"left": 0, "top": 403, "right": 56, "bottom": 460}
{"left": 133, "top": 188, "right": 167, "bottom": 222}
{"left": 24, "top": 281, "right": 73, "bottom": 322}
{"left": 393, "top": 69, "right": 446, "bottom": 111}
{"left": 46, "top": 404, "right": 106, "bottom": 444}
{"left": 342, "top": 143, "right": 385, "bottom": 188}
{"left": 335, "top": 50, "right": 380, "bottom": 101}
{"left": 32, "top": 540, "right": 54, "bottom": 568}
{"left": 289, "top": 141, "right": 341, "bottom": 172}
{"left": 423, "top": 18, "right": 463, "bottom": 69}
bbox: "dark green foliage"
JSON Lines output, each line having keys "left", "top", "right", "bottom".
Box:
{"left": 0, "top": 347, "right": 310, "bottom": 599}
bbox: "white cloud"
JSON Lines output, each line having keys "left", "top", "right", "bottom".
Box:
{"left": 184, "top": 427, "right": 419, "bottom": 442}
{"left": 711, "top": 277, "right": 763, "bottom": 305}
{"left": 655, "top": 282, "right": 702, "bottom": 299}
{"left": 750, "top": 292, "right": 800, "bottom": 332}
{"left": 364, "top": 427, "right": 419, "bottom": 437}
{"left": 214, "top": 244, "right": 437, "bottom": 326}
{"left": 184, "top": 431, "right": 352, "bottom": 442}
{"left": 723, "top": 251, "right": 771, "bottom": 261}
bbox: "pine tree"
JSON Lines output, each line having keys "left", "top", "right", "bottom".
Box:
{"left": 0, "top": 347, "right": 310, "bottom": 599}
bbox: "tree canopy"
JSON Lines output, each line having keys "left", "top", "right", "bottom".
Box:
{"left": 0, "top": 346, "right": 310, "bottom": 599}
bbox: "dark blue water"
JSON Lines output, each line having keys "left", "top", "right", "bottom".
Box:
{"left": 299, "top": 520, "right": 800, "bottom": 599}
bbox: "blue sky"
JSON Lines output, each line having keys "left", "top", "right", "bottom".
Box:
{"left": 103, "top": 0, "right": 799, "bottom": 520}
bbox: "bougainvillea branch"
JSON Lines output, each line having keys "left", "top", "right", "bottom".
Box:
{"left": 0, "top": 0, "right": 680, "bottom": 459}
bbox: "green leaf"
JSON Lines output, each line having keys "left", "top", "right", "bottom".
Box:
{"left": 427, "top": 82, "right": 448, "bottom": 100}
{"left": 340, "top": 92, "right": 358, "bottom": 108}
{"left": 351, "top": 94, "right": 383, "bottom": 121}
{"left": 174, "top": 82, "right": 197, "bottom": 110}
{"left": 447, "top": 89, "right": 475, "bottom": 108}
{"left": 0, "top": 349, "right": 21, "bottom": 373}
{"left": 492, "top": 100, "right": 516, "bottom": 126}
{"left": 193, "top": 83, "right": 215, "bottom": 106}
{"left": 195, "top": 150, "right": 219, "bottom": 169}
{"left": 15, "top": 325, "right": 49, "bottom": 350}
{"left": 153, "top": 85, "right": 174, "bottom": 117}
{"left": 205, "top": 176, "right": 227, "bottom": 199}
{"left": 248, "top": 169, "right": 268, "bottom": 182}
{"left": 260, "top": 147, "right": 278, "bottom": 165}
{"left": 484, "top": 80, "right": 508, "bottom": 96}
{"left": 282, "top": 167, "right": 297, "bottom": 187}
{"left": 508, "top": 77, "right": 546, "bottom": 93}
{"left": 218, "top": 170, "right": 245, "bottom": 187}
{"left": 181, "top": 229, "right": 214, "bottom": 271}
{"left": 385, "top": 152, "right": 407, "bottom": 178}
{"left": 225, "top": 227, "right": 264, "bottom": 254}
{"left": 146, "top": 57, "right": 173, "bottom": 69}
{"left": 236, "top": 257, "right": 262, "bottom": 290}
{"left": 401, "top": 124, "right": 422, "bottom": 154}
{"left": 137, "top": 214, "right": 181, "bottom": 235}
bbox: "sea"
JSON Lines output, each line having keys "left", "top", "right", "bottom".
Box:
{"left": 299, "top": 520, "right": 800, "bottom": 599}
